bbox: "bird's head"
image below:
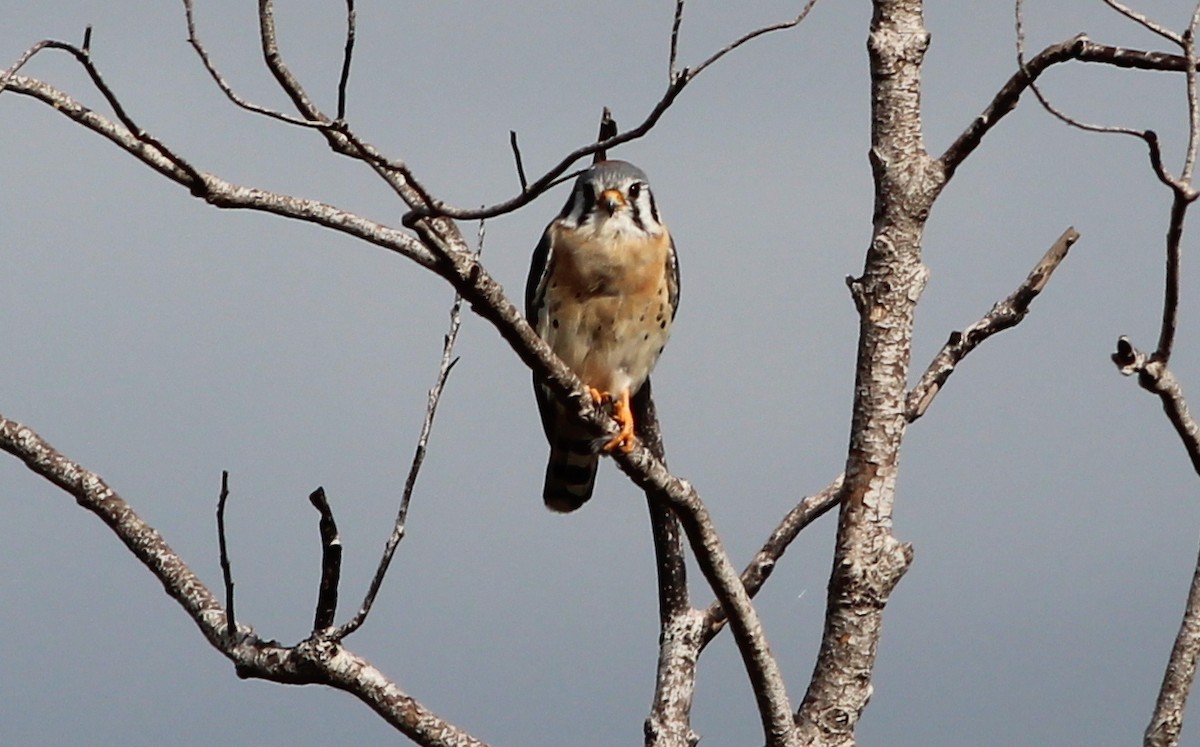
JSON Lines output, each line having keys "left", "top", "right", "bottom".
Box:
{"left": 557, "top": 160, "right": 664, "bottom": 237}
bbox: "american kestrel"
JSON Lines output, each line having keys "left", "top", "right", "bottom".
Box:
{"left": 525, "top": 160, "right": 680, "bottom": 512}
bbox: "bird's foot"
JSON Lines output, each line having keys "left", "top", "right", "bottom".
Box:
{"left": 601, "top": 389, "right": 636, "bottom": 453}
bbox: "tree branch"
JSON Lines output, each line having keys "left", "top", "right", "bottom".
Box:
{"left": 939, "top": 33, "right": 1200, "bottom": 184}
{"left": 1113, "top": 339, "right": 1200, "bottom": 747}
{"left": 634, "top": 382, "right": 699, "bottom": 747}
{"left": 701, "top": 477, "right": 843, "bottom": 646}
{"left": 796, "top": 3, "right": 933, "bottom": 741}
{"left": 216, "top": 470, "right": 237, "bottom": 642}
{"left": 403, "top": 5, "right": 818, "bottom": 222}
{"left": 0, "top": 414, "right": 489, "bottom": 747}
{"left": 309, "top": 486, "right": 343, "bottom": 632}
{"left": 335, "top": 0, "right": 356, "bottom": 122}
{"left": 1146, "top": 536, "right": 1200, "bottom": 747}
{"left": 907, "top": 226, "right": 1080, "bottom": 422}
{"left": 612, "top": 448, "right": 796, "bottom": 747}
{"left": 2, "top": 7, "right": 825, "bottom": 744}
{"left": 335, "top": 269, "right": 467, "bottom": 640}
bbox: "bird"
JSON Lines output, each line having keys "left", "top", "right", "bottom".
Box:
{"left": 525, "top": 160, "right": 680, "bottom": 512}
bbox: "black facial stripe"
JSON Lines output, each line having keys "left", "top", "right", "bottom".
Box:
{"left": 576, "top": 182, "right": 597, "bottom": 223}
{"left": 647, "top": 190, "right": 660, "bottom": 223}
{"left": 630, "top": 201, "right": 647, "bottom": 232}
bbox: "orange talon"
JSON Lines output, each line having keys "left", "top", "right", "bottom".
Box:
{"left": 602, "top": 388, "right": 636, "bottom": 453}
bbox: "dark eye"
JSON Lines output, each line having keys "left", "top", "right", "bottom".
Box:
{"left": 628, "top": 182, "right": 643, "bottom": 200}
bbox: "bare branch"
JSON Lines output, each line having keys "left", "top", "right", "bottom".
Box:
{"left": 1111, "top": 340, "right": 1200, "bottom": 747}
{"left": 0, "top": 36, "right": 206, "bottom": 190}
{"left": 5, "top": 75, "right": 439, "bottom": 264}
{"left": 645, "top": 608, "right": 704, "bottom": 747}
{"left": 635, "top": 381, "right": 700, "bottom": 747}
{"left": 257, "top": 0, "right": 326, "bottom": 123}
{"left": 216, "top": 470, "right": 237, "bottom": 642}
{"left": 404, "top": 76, "right": 691, "bottom": 222}
{"left": 940, "top": 34, "right": 1086, "bottom": 180}
{"left": 0, "top": 416, "right": 490, "bottom": 747}
{"left": 668, "top": 0, "right": 685, "bottom": 82}
{"left": 613, "top": 449, "right": 796, "bottom": 747}
{"left": 182, "top": 0, "right": 319, "bottom": 127}
{"left": 309, "top": 487, "right": 343, "bottom": 632}
{"left": 1146, "top": 537, "right": 1200, "bottom": 747}
{"left": 907, "top": 227, "right": 1081, "bottom": 422}
{"left": 1157, "top": 193, "right": 1191, "bottom": 362}
{"left": 406, "top": 4, "right": 818, "bottom": 222}
{"left": 1016, "top": 1, "right": 1156, "bottom": 139}
{"left": 334, "top": 236, "right": 471, "bottom": 639}
{"left": 336, "top": 0, "right": 356, "bottom": 122}
{"left": 705, "top": 233, "right": 1083, "bottom": 653}
{"left": 509, "top": 130, "right": 529, "bottom": 191}
{"left": 595, "top": 107, "right": 617, "bottom": 164}
{"left": 1101, "top": 0, "right": 1184, "bottom": 46}
{"left": 701, "top": 476, "right": 843, "bottom": 646}
{"left": 939, "top": 30, "right": 1200, "bottom": 183}
{"left": 797, "top": 3, "right": 928, "bottom": 740}
{"left": 688, "top": 0, "right": 820, "bottom": 80}
{"left": 1180, "top": 9, "right": 1200, "bottom": 183}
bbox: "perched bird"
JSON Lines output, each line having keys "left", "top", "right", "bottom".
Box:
{"left": 525, "top": 160, "right": 680, "bottom": 512}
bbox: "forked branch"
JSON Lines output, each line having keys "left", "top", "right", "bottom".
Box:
{"left": 0, "top": 415, "right": 489, "bottom": 747}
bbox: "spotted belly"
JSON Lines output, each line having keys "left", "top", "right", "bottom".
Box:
{"left": 541, "top": 289, "right": 673, "bottom": 396}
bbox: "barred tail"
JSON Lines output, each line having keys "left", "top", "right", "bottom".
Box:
{"left": 542, "top": 426, "right": 599, "bottom": 512}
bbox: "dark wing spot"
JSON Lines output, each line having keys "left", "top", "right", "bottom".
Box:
{"left": 551, "top": 319, "right": 560, "bottom": 329}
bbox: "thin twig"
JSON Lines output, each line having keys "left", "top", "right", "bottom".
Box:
{"left": 258, "top": 0, "right": 325, "bottom": 123}
{"left": 1157, "top": 194, "right": 1190, "bottom": 362}
{"left": 1, "top": 34, "right": 206, "bottom": 192}
{"left": 309, "top": 487, "right": 342, "bottom": 631}
{"left": 404, "top": 76, "right": 690, "bottom": 222}
{"left": 939, "top": 34, "right": 1087, "bottom": 180}
{"left": 668, "top": 0, "right": 685, "bottom": 82}
{"left": 509, "top": 131, "right": 528, "bottom": 192}
{"left": 405, "top": 5, "right": 818, "bottom": 223}
{"left": 183, "top": 0, "right": 319, "bottom": 127}
{"left": 1101, "top": 0, "right": 1184, "bottom": 46}
{"left": 688, "top": 0, "right": 820, "bottom": 79}
{"left": 595, "top": 107, "right": 617, "bottom": 164}
{"left": 336, "top": 0, "right": 356, "bottom": 122}
{"left": 333, "top": 230, "right": 474, "bottom": 640}
{"left": 941, "top": 31, "right": 1200, "bottom": 182}
{"left": 217, "top": 470, "right": 236, "bottom": 642}
{"left": 1016, "top": 1, "right": 1147, "bottom": 138}
{"left": 1, "top": 415, "right": 492, "bottom": 746}
{"left": 1180, "top": 8, "right": 1200, "bottom": 183}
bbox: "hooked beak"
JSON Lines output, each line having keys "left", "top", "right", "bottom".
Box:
{"left": 598, "top": 188, "right": 625, "bottom": 215}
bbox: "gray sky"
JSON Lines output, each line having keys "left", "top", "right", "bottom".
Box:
{"left": 4, "top": 1, "right": 1200, "bottom": 745}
